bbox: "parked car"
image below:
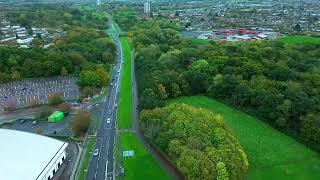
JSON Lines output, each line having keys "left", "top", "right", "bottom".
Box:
{"left": 32, "top": 120, "right": 37, "bottom": 125}
{"left": 107, "top": 118, "right": 111, "bottom": 124}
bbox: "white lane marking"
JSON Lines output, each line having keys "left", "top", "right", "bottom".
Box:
{"left": 105, "top": 161, "right": 109, "bottom": 180}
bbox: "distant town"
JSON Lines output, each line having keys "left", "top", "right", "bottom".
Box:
{"left": 143, "top": 0, "right": 320, "bottom": 42}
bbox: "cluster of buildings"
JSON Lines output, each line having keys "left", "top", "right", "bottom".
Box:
{"left": 196, "top": 28, "right": 281, "bottom": 43}
{"left": 0, "top": 16, "right": 63, "bottom": 48}
{"left": 150, "top": 0, "right": 320, "bottom": 34}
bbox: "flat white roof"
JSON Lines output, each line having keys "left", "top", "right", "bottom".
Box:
{"left": 0, "top": 129, "right": 68, "bottom": 180}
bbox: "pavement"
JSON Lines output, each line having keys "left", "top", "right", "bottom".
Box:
{"left": 85, "top": 18, "right": 123, "bottom": 180}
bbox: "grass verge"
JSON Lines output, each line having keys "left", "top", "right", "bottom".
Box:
{"left": 78, "top": 136, "right": 96, "bottom": 180}
{"left": 171, "top": 96, "right": 320, "bottom": 180}
{"left": 117, "top": 37, "right": 133, "bottom": 129}
{"left": 120, "top": 132, "right": 171, "bottom": 180}
{"left": 277, "top": 35, "right": 320, "bottom": 44}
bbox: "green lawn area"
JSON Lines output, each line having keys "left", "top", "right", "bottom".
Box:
{"left": 171, "top": 96, "right": 320, "bottom": 180}
{"left": 79, "top": 137, "right": 96, "bottom": 180}
{"left": 120, "top": 132, "right": 171, "bottom": 180}
{"left": 277, "top": 35, "right": 320, "bottom": 44}
{"left": 117, "top": 37, "right": 133, "bottom": 129}
{"left": 191, "top": 38, "right": 211, "bottom": 44}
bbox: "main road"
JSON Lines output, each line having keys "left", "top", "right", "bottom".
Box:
{"left": 85, "top": 19, "right": 123, "bottom": 180}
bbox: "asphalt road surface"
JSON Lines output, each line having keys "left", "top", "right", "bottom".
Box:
{"left": 86, "top": 22, "right": 123, "bottom": 180}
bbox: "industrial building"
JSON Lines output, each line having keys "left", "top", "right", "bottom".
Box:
{"left": 0, "top": 129, "right": 68, "bottom": 180}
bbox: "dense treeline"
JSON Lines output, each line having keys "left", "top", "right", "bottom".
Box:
{"left": 115, "top": 14, "right": 320, "bottom": 149}
{"left": 140, "top": 103, "right": 249, "bottom": 179}
{"left": 6, "top": 5, "right": 108, "bottom": 30}
{"left": 1, "top": 5, "right": 116, "bottom": 94}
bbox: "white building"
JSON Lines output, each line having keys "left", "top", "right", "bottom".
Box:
{"left": 144, "top": 2, "right": 151, "bottom": 14}
{"left": 0, "top": 129, "right": 68, "bottom": 180}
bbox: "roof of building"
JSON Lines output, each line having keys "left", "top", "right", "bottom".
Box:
{"left": 0, "top": 129, "right": 68, "bottom": 180}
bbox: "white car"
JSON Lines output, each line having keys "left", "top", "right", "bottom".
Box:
{"left": 93, "top": 149, "right": 99, "bottom": 156}
{"left": 107, "top": 118, "right": 111, "bottom": 124}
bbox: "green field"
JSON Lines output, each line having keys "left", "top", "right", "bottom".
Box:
{"left": 120, "top": 132, "right": 171, "bottom": 180}
{"left": 79, "top": 137, "right": 96, "bottom": 180}
{"left": 277, "top": 35, "right": 320, "bottom": 44}
{"left": 191, "top": 38, "right": 211, "bottom": 44}
{"left": 171, "top": 96, "right": 320, "bottom": 180}
{"left": 117, "top": 37, "right": 133, "bottom": 129}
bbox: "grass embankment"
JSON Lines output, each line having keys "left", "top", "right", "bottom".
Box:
{"left": 120, "top": 132, "right": 171, "bottom": 180}
{"left": 277, "top": 35, "right": 320, "bottom": 44}
{"left": 118, "top": 37, "right": 133, "bottom": 129}
{"left": 171, "top": 96, "right": 320, "bottom": 180}
{"left": 78, "top": 137, "right": 96, "bottom": 180}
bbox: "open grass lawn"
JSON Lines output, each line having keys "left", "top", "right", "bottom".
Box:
{"left": 191, "top": 38, "right": 211, "bottom": 44}
{"left": 277, "top": 35, "right": 320, "bottom": 44}
{"left": 171, "top": 96, "right": 320, "bottom": 180}
{"left": 79, "top": 137, "right": 96, "bottom": 180}
{"left": 118, "top": 37, "right": 133, "bottom": 129}
{"left": 120, "top": 132, "right": 171, "bottom": 180}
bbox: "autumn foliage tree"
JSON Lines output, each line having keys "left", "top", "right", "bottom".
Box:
{"left": 57, "top": 102, "right": 72, "bottom": 113}
{"left": 70, "top": 110, "right": 92, "bottom": 136}
{"left": 48, "top": 93, "right": 64, "bottom": 106}
{"left": 140, "top": 103, "right": 249, "bottom": 179}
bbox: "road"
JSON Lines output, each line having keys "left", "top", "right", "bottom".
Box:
{"left": 85, "top": 19, "right": 123, "bottom": 180}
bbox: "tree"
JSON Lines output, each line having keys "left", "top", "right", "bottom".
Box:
{"left": 139, "top": 103, "right": 248, "bottom": 179}
{"left": 48, "top": 93, "right": 64, "bottom": 106}
{"left": 4, "top": 99, "right": 17, "bottom": 111}
{"left": 81, "top": 86, "right": 97, "bottom": 97}
{"left": 96, "top": 64, "right": 109, "bottom": 86}
{"left": 32, "top": 37, "right": 44, "bottom": 47}
{"left": 60, "top": 67, "right": 68, "bottom": 76}
{"left": 140, "top": 88, "right": 163, "bottom": 109}
{"left": 57, "top": 102, "right": 72, "bottom": 113}
{"left": 216, "top": 162, "right": 229, "bottom": 180}
{"left": 70, "top": 110, "right": 92, "bottom": 136}
{"left": 171, "top": 83, "right": 181, "bottom": 97}
{"left": 11, "top": 71, "right": 21, "bottom": 81}
{"left": 29, "top": 98, "right": 40, "bottom": 107}
{"left": 300, "top": 113, "right": 320, "bottom": 145}
{"left": 157, "top": 84, "right": 168, "bottom": 100}
{"left": 77, "top": 70, "right": 101, "bottom": 88}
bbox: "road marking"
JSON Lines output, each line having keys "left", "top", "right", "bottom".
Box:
{"left": 105, "top": 160, "right": 109, "bottom": 180}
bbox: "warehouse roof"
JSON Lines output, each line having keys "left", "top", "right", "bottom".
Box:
{"left": 0, "top": 129, "right": 68, "bottom": 180}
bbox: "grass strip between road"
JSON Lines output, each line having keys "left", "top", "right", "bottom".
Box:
{"left": 120, "top": 132, "right": 171, "bottom": 180}
{"left": 78, "top": 136, "right": 96, "bottom": 180}
{"left": 171, "top": 96, "right": 320, "bottom": 180}
{"left": 117, "top": 37, "right": 133, "bottom": 129}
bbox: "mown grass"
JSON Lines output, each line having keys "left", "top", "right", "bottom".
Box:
{"left": 277, "top": 35, "right": 320, "bottom": 44}
{"left": 191, "top": 38, "right": 211, "bottom": 44}
{"left": 120, "top": 132, "right": 171, "bottom": 180}
{"left": 117, "top": 37, "right": 133, "bottom": 129}
{"left": 171, "top": 96, "right": 320, "bottom": 180}
{"left": 79, "top": 137, "right": 96, "bottom": 180}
